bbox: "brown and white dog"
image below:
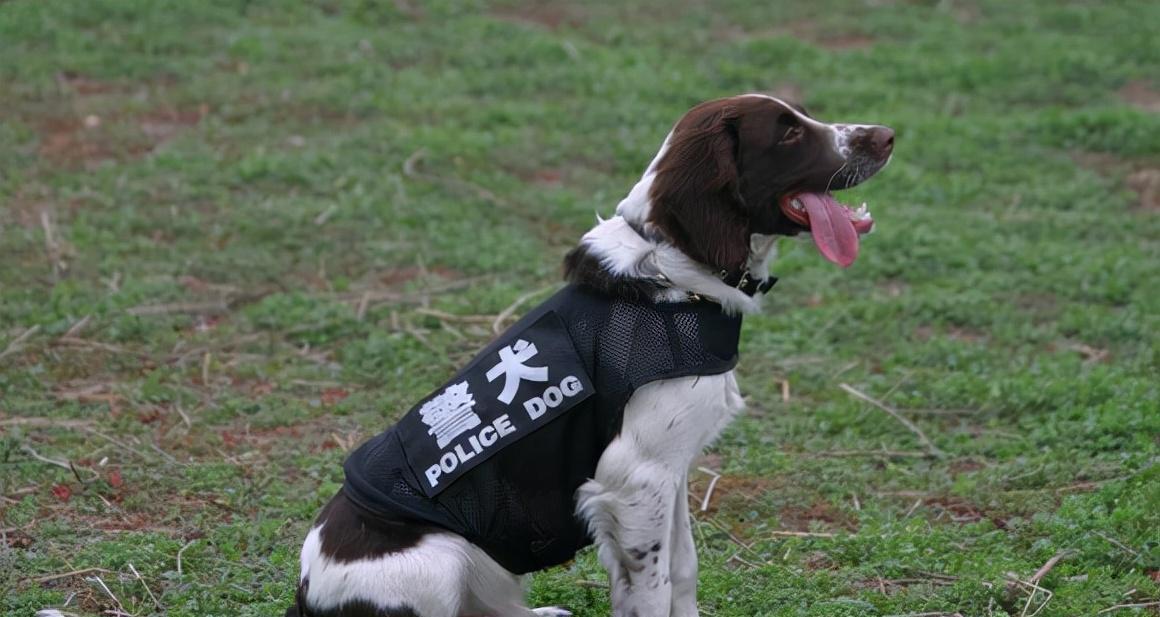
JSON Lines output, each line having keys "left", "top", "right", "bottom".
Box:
{"left": 288, "top": 94, "right": 894, "bottom": 617}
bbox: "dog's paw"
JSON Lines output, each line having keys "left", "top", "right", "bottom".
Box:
{"left": 533, "top": 608, "right": 572, "bottom": 617}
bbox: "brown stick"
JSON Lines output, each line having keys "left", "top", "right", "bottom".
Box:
{"left": 1029, "top": 549, "right": 1076, "bottom": 585}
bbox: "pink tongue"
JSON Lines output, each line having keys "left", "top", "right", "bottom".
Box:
{"left": 799, "top": 192, "right": 859, "bottom": 268}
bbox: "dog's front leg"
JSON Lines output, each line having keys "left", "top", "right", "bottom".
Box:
{"left": 669, "top": 477, "right": 698, "bottom": 617}
{"left": 577, "top": 455, "right": 678, "bottom": 617}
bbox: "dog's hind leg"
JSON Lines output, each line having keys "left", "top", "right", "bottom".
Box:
{"left": 459, "top": 543, "right": 571, "bottom": 617}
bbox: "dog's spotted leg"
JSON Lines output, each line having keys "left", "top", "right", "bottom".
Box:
{"left": 577, "top": 461, "right": 678, "bottom": 617}
{"left": 579, "top": 375, "right": 743, "bottom": 617}
{"left": 669, "top": 477, "right": 699, "bottom": 617}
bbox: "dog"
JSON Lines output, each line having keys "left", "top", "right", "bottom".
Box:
{"left": 288, "top": 94, "right": 894, "bottom": 617}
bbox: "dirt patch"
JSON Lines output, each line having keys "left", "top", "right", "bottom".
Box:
{"left": 36, "top": 105, "right": 206, "bottom": 168}
{"left": 886, "top": 492, "right": 1017, "bottom": 529}
{"left": 1119, "top": 80, "right": 1160, "bottom": 113}
{"left": 776, "top": 20, "right": 876, "bottom": 51}
{"left": 1126, "top": 168, "right": 1160, "bottom": 210}
{"left": 914, "top": 325, "right": 987, "bottom": 343}
{"left": 1013, "top": 292, "right": 1058, "bottom": 312}
{"left": 949, "top": 457, "right": 987, "bottom": 475}
{"left": 139, "top": 106, "right": 207, "bottom": 143}
{"left": 689, "top": 473, "right": 856, "bottom": 533}
{"left": 688, "top": 472, "right": 784, "bottom": 516}
{"left": 215, "top": 418, "right": 351, "bottom": 456}
{"left": 3, "top": 193, "right": 50, "bottom": 229}
{"left": 778, "top": 501, "right": 858, "bottom": 532}
{"left": 489, "top": 3, "right": 586, "bottom": 30}
{"left": 37, "top": 115, "right": 134, "bottom": 166}
{"left": 925, "top": 495, "right": 989, "bottom": 525}
{"left": 56, "top": 71, "right": 124, "bottom": 96}
{"left": 494, "top": 144, "right": 617, "bottom": 191}
{"left": 1073, "top": 152, "right": 1160, "bottom": 211}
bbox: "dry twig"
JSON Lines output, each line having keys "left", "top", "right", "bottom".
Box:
{"left": 63, "top": 315, "right": 92, "bottom": 338}
{"left": 492, "top": 285, "right": 556, "bottom": 335}
{"left": 1, "top": 417, "right": 93, "bottom": 428}
{"left": 54, "top": 337, "right": 141, "bottom": 357}
{"left": 176, "top": 539, "right": 199, "bottom": 579}
{"left": 128, "top": 563, "right": 162, "bottom": 610}
{"left": 33, "top": 567, "right": 114, "bottom": 584}
{"left": 403, "top": 148, "right": 508, "bottom": 209}
{"left": 20, "top": 445, "right": 71, "bottom": 471}
{"left": 839, "top": 383, "right": 943, "bottom": 457}
{"left": 0, "top": 325, "right": 41, "bottom": 362}
{"left": 1030, "top": 549, "right": 1076, "bottom": 585}
{"left": 414, "top": 308, "right": 496, "bottom": 324}
{"left": 41, "top": 210, "right": 67, "bottom": 280}
{"left": 1093, "top": 531, "right": 1140, "bottom": 557}
{"left": 127, "top": 300, "right": 230, "bottom": 316}
{"left": 696, "top": 466, "right": 721, "bottom": 512}
{"left": 86, "top": 575, "right": 127, "bottom": 616}
{"left": 1097, "top": 601, "right": 1160, "bottom": 614}
{"left": 770, "top": 530, "right": 836, "bottom": 538}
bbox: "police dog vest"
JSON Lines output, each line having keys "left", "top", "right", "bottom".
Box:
{"left": 343, "top": 284, "right": 743, "bottom": 574}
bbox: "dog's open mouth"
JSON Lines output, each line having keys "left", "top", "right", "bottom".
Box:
{"left": 778, "top": 192, "right": 874, "bottom": 268}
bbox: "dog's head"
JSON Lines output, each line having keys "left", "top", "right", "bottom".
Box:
{"left": 647, "top": 95, "right": 894, "bottom": 270}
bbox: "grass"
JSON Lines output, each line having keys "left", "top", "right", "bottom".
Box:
{"left": 1, "top": 0, "right": 1158, "bottom": 615}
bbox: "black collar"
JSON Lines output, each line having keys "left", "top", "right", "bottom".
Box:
{"left": 622, "top": 216, "right": 777, "bottom": 300}
{"left": 721, "top": 269, "right": 778, "bottom": 297}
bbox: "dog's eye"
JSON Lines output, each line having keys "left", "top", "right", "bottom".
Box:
{"left": 778, "top": 124, "right": 804, "bottom": 145}
{"left": 776, "top": 113, "right": 804, "bottom": 145}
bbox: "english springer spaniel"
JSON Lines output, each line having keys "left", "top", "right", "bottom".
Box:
{"left": 288, "top": 94, "right": 894, "bottom": 617}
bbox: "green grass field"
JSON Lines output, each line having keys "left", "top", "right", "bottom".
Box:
{"left": 2, "top": 1, "right": 1158, "bottom": 615}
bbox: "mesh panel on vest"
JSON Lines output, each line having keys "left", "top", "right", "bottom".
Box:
{"left": 343, "top": 284, "right": 742, "bottom": 574}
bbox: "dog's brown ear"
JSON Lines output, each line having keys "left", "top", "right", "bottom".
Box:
{"left": 649, "top": 103, "right": 750, "bottom": 274}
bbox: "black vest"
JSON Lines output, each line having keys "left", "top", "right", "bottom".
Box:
{"left": 343, "top": 284, "right": 743, "bottom": 573}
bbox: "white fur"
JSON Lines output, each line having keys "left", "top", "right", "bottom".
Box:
{"left": 576, "top": 373, "right": 744, "bottom": 617}
{"left": 615, "top": 131, "right": 670, "bottom": 226}
{"left": 577, "top": 217, "right": 764, "bottom": 314}
{"left": 298, "top": 524, "right": 571, "bottom": 617}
